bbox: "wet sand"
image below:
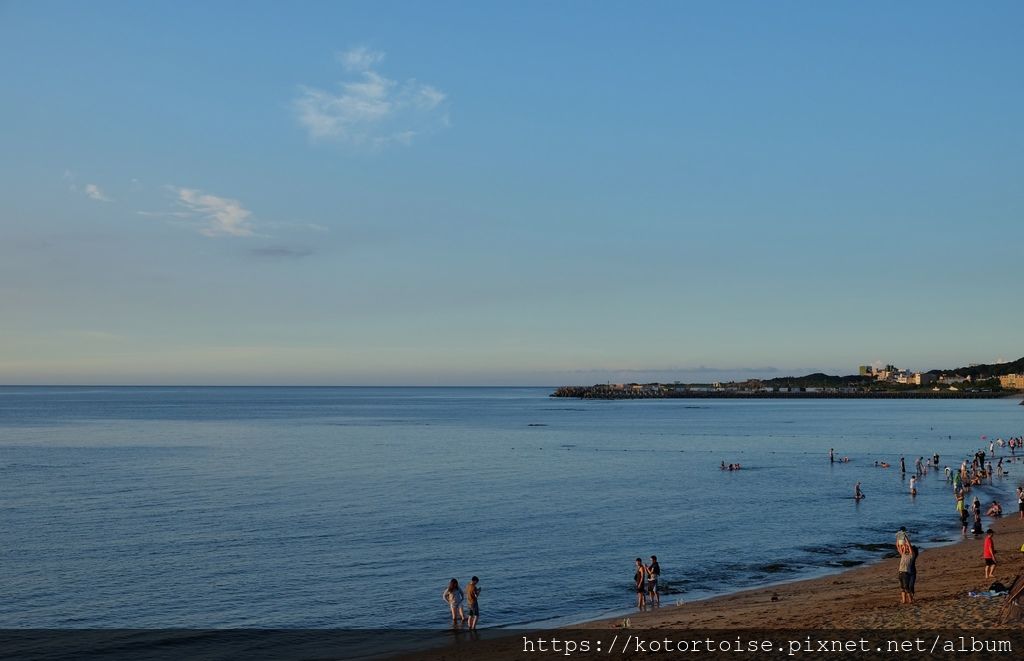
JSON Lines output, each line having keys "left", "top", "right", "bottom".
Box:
{"left": 401, "top": 514, "right": 1024, "bottom": 660}
{"left": 576, "top": 514, "right": 1023, "bottom": 631}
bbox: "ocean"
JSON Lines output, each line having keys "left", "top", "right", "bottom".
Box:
{"left": 2, "top": 386, "right": 1021, "bottom": 630}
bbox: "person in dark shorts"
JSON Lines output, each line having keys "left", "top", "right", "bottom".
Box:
{"left": 634, "top": 558, "right": 646, "bottom": 609}
{"left": 465, "top": 576, "right": 481, "bottom": 629}
{"left": 646, "top": 555, "right": 661, "bottom": 607}
{"left": 983, "top": 529, "right": 997, "bottom": 578}
{"left": 906, "top": 545, "right": 919, "bottom": 600}
{"left": 892, "top": 544, "right": 917, "bottom": 605}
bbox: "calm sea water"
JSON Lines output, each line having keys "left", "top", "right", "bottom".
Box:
{"left": 2, "top": 387, "right": 1022, "bottom": 629}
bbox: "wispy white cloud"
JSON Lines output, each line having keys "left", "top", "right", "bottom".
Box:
{"left": 63, "top": 171, "right": 113, "bottom": 202}
{"left": 172, "top": 187, "right": 254, "bottom": 237}
{"left": 337, "top": 46, "right": 385, "bottom": 72}
{"left": 84, "top": 183, "right": 112, "bottom": 202}
{"left": 294, "top": 47, "right": 448, "bottom": 147}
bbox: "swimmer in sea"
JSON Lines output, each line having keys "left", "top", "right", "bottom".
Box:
{"left": 909, "top": 475, "right": 917, "bottom": 496}
{"left": 854, "top": 482, "right": 865, "bottom": 500}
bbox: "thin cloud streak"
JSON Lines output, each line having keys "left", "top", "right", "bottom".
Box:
{"left": 172, "top": 187, "right": 254, "bottom": 237}
{"left": 249, "top": 246, "right": 313, "bottom": 258}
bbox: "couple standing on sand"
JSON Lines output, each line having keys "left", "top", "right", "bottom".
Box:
{"left": 633, "top": 556, "right": 660, "bottom": 609}
{"left": 442, "top": 576, "right": 481, "bottom": 629}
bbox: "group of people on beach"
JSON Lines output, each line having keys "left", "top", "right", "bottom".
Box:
{"left": 949, "top": 447, "right": 1019, "bottom": 537}
{"left": 633, "top": 555, "right": 661, "bottom": 609}
{"left": 439, "top": 433, "right": 1022, "bottom": 629}
{"left": 837, "top": 433, "right": 1022, "bottom": 607}
{"left": 441, "top": 577, "right": 481, "bottom": 629}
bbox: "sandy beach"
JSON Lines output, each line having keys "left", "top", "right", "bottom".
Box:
{"left": 575, "top": 514, "right": 1024, "bottom": 632}
{"left": 403, "top": 513, "right": 1024, "bottom": 660}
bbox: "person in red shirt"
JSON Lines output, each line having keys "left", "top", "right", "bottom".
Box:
{"left": 983, "top": 529, "right": 997, "bottom": 579}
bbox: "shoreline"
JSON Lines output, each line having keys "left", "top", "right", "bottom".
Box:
{"left": 510, "top": 454, "right": 1024, "bottom": 632}
{"left": 525, "top": 503, "right": 1024, "bottom": 631}
{"left": 575, "top": 513, "right": 1024, "bottom": 631}
{"left": 403, "top": 500, "right": 1024, "bottom": 660}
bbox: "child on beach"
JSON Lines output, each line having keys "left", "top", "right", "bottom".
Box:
{"left": 895, "top": 527, "right": 911, "bottom": 555}
{"left": 442, "top": 578, "right": 465, "bottom": 623}
{"left": 983, "top": 529, "right": 997, "bottom": 579}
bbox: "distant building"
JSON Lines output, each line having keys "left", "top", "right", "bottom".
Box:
{"left": 874, "top": 365, "right": 902, "bottom": 382}
{"left": 998, "top": 374, "right": 1024, "bottom": 390}
{"left": 859, "top": 365, "right": 874, "bottom": 376}
{"left": 938, "top": 374, "right": 970, "bottom": 385}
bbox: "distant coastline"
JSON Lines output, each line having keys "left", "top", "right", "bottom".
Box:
{"left": 555, "top": 355, "right": 1024, "bottom": 400}
{"left": 551, "top": 386, "right": 1020, "bottom": 400}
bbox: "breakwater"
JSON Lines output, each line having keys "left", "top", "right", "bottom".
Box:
{"left": 551, "top": 386, "right": 1014, "bottom": 400}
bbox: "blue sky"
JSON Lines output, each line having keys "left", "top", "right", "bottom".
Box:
{"left": 2, "top": 1, "right": 1022, "bottom": 385}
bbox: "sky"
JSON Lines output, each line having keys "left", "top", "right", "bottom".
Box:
{"left": 1, "top": 1, "right": 1022, "bottom": 385}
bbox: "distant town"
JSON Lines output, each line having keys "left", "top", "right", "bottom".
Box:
{"left": 552, "top": 357, "right": 1024, "bottom": 400}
